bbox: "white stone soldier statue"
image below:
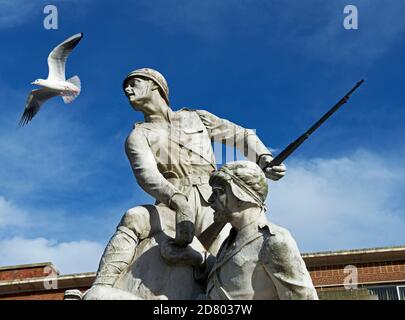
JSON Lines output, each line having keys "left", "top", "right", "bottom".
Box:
{"left": 84, "top": 68, "right": 286, "bottom": 299}
{"left": 161, "top": 161, "right": 318, "bottom": 300}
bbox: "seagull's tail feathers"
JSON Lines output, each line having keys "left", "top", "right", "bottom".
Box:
{"left": 67, "top": 75, "right": 81, "bottom": 91}
{"left": 62, "top": 75, "right": 81, "bottom": 104}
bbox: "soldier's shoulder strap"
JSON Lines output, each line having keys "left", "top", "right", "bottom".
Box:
{"left": 178, "top": 107, "right": 196, "bottom": 112}
{"left": 132, "top": 121, "right": 144, "bottom": 128}
{"left": 132, "top": 121, "right": 158, "bottom": 131}
{"left": 175, "top": 107, "right": 207, "bottom": 128}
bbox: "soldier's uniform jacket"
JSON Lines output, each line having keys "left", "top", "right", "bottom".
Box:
{"left": 199, "top": 218, "right": 318, "bottom": 300}
{"left": 125, "top": 108, "right": 271, "bottom": 207}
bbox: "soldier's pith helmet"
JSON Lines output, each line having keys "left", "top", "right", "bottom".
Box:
{"left": 123, "top": 68, "right": 169, "bottom": 105}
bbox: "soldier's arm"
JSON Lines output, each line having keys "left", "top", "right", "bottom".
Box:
{"left": 196, "top": 109, "right": 272, "bottom": 163}
{"left": 125, "top": 127, "right": 183, "bottom": 206}
{"left": 260, "top": 226, "right": 318, "bottom": 300}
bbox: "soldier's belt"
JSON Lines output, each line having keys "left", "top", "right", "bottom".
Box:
{"left": 168, "top": 175, "right": 210, "bottom": 186}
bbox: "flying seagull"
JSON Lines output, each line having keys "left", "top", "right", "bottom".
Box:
{"left": 19, "top": 32, "right": 84, "bottom": 126}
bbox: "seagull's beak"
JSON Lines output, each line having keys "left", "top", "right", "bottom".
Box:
{"left": 30, "top": 81, "right": 35, "bottom": 85}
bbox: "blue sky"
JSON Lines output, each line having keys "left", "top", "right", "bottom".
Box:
{"left": 1, "top": 0, "right": 405, "bottom": 274}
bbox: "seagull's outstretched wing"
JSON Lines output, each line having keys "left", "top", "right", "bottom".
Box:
{"left": 19, "top": 88, "right": 59, "bottom": 126}
{"left": 47, "top": 32, "right": 83, "bottom": 81}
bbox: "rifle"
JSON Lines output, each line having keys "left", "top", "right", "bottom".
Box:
{"left": 266, "top": 79, "right": 364, "bottom": 168}
{"left": 198, "top": 80, "right": 365, "bottom": 250}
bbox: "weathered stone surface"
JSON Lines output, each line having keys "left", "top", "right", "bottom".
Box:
{"left": 114, "top": 231, "right": 205, "bottom": 300}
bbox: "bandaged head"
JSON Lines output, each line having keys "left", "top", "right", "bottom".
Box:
{"left": 209, "top": 161, "right": 268, "bottom": 210}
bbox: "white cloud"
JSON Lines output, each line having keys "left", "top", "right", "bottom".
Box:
{"left": 0, "top": 192, "right": 105, "bottom": 275}
{"left": 0, "top": 236, "right": 104, "bottom": 274}
{"left": 0, "top": 196, "right": 28, "bottom": 228}
{"left": 0, "top": 192, "right": 122, "bottom": 275}
{"left": 268, "top": 149, "right": 405, "bottom": 252}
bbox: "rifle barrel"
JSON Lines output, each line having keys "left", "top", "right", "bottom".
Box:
{"left": 269, "top": 80, "right": 364, "bottom": 167}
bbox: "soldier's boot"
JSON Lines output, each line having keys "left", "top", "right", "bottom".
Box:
{"left": 92, "top": 226, "right": 138, "bottom": 287}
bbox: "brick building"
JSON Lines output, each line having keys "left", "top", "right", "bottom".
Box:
{"left": 303, "top": 246, "right": 405, "bottom": 299}
{"left": 1, "top": 245, "right": 404, "bottom": 300}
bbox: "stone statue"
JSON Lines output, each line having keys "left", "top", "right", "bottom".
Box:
{"left": 84, "top": 68, "right": 286, "bottom": 300}
{"left": 161, "top": 161, "right": 318, "bottom": 300}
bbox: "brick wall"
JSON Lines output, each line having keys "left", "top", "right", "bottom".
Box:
{"left": 308, "top": 260, "right": 405, "bottom": 287}
{"left": 0, "top": 265, "right": 54, "bottom": 282}
{"left": 0, "top": 290, "right": 67, "bottom": 300}
{"left": 0, "top": 263, "right": 90, "bottom": 300}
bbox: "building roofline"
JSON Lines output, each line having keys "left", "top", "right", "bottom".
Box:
{"left": 0, "top": 262, "right": 59, "bottom": 274}
{"left": 0, "top": 272, "right": 96, "bottom": 296}
{"left": 302, "top": 245, "right": 405, "bottom": 267}
{"left": 302, "top": 245, "right": 405, "bottom": 258}
{"left": 314, "top": 278, "right": 405, "bottom": 289}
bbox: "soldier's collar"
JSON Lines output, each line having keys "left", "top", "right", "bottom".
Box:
{"left": 232, "top": 219, "right": 261, "bottom": 239}
{"left": 142, "top": 107, "right": 175, "bottom": 124}
{"left": 144, "top": 114, "right": 169, "bottom": 123}
{"left": 232, "top": 211, "right": 269, "bottom": 236}
{"left": 257, "top": 211, "right": 268, "bottom": 228}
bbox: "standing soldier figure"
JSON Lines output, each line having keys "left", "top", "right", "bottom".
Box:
{"left": 91, "top": 68, "right": 286, "bottom": 292}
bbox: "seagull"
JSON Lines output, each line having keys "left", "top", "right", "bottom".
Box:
{"left": 19, "top": 32, "right": 84, "bottom": 126}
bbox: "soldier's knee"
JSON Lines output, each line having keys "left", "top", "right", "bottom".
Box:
{"left": 119, "top": 206, "right": 151, "bottom": 239}
{"left": 120, "top": 208, "right": 140, "bottom": 226}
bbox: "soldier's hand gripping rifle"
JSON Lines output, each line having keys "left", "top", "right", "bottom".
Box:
{"left": 198, "top": 80, "right": 365, "bottom": 250}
